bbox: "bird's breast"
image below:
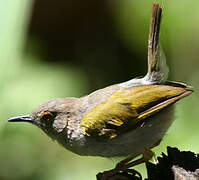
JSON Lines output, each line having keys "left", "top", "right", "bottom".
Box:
{"left": 57, "top": 105, "right": 174, "bottom": 158}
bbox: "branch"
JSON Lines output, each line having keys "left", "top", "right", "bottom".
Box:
{"left": 146, "top": 147, "right": 199, "bottom": 180}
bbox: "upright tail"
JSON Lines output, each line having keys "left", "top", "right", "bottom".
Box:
{"left": 144, "top": 3, "right": 169, "bottom": 83}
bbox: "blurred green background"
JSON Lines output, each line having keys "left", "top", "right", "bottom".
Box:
{"left": 0, "top": 0, "right": 198, "bottom": 179}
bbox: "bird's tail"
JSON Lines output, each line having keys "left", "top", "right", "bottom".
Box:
{"left": 144, "top": 3, "right": 169, "bottom": 84}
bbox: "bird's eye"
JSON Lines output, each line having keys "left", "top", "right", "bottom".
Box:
{"left": 40, "top": 111, "right": 54, "bottom": 122}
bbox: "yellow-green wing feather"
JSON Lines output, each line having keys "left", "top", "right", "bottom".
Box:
{"left": 81, "top": 85, "right": 190, "bottom": 139}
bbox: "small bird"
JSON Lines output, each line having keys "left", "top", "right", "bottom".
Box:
{"left": 8, "top": 3, "right": 192, "bottom": 179}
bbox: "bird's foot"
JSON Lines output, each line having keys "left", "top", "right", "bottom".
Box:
{"left": 97, "top": 168, "right": 142, "bottom": 180}
{"left": 116, "top": 148, "right": 154, "bottom": 170}
{"left": 97, "top": 149, "right": 153, "bottom": 180}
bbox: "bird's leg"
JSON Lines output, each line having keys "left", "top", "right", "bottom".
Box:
{"left": 115, "top": 156, "right": 136, "bottom": 169}
{"left": 101, "top": 148, "right": 154, "bottom": 180}
{"left": 116, "top": 148, "right": 154, "bottom": 171}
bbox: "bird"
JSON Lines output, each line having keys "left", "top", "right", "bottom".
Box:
{"left": 8, "top": 3, "right": 192, "bottom": 179}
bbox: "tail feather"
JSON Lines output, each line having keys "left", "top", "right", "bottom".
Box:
{"left": 145, "top": 3, "right": 169, "bottom": 83}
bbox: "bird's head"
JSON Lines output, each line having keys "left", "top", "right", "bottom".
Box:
{"left": 8, "top": 98, "right": 78, "bottom": 139}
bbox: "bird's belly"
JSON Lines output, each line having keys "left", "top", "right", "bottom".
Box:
{"left": 62, "top": 106, "right": 174, "bottom": 158}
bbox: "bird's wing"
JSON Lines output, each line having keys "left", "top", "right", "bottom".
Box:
{"left": 81, "top": 84, "right": 192, "bottom": 139}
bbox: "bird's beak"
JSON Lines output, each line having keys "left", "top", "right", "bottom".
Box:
{"left": 8, "top": 115, "right": 33, "bottom": 123}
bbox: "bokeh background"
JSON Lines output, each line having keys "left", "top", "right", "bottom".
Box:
{"left": 0, "top": 0, "right": 198, "bottom": 179}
